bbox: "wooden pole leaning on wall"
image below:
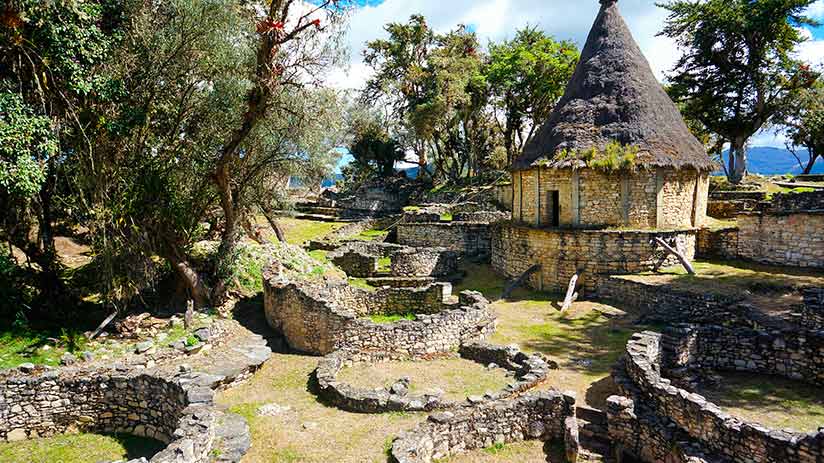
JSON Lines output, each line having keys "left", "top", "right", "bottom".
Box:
{"left": 559, "top": 273, "right": 579, "bottom": 312}
{"left": 653, "top": 237, "right": 696, "bottom": 275}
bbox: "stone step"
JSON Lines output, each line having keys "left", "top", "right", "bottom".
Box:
{"left": 296, "top": 206, "right": 342, "bottom": 216}
{"left": 209, "top": 411, "right": 251, "bottom": 463}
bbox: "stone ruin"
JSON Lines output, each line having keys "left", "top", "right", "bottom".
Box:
{"left": 609, "top": 325, "right": 824, "bottom": 463}
{"left": 314, "top": 341, "right": 554, "bottom": 413}
{"left": 0, "top": 329, "right": 271, "bottom": 463}
{"left": 327, "top": 240, "right": 460, "bottom": 286}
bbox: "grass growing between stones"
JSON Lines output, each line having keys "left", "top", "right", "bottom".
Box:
{"left": 367, "top": 313, "right": 415, "bottom": 324}
{"left": 439, "top": 439, "right": 565, "bottom": 462}
{"left": 336, "top": 357, "right": 511, "bottom": 401}
{"left": 691, "top": 371, "right": 824, "bottom": 432}
{"left": 215, "top": 352, "right": 422, "bottom": 463}
{"left": 455, "top": 263, "right": 645, "bottom": 410}
{"left": 350, "top": 228, "right": 389, "bottom": 241}
{"left": 278, "top": 218, "right": 345, "bottom": 245}
{"left": 0, "top": 433, "right": 164, "bottom": 463}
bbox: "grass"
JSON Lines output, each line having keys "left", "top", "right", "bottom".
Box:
{"left": 0, "top": 433, "right": 164, "bottom": 463}
{"left": 337, "top": 357, "right": 511, "bottom": 402}
{"left": 368, "top": 313, "right": 415, "bottom": 324}
{"left": 348, "top": 277, "right": 377, "bottom": 292}
{"left": 440, "top": 213, "right": 453, "bottom": 222}
{"left": 455, "top": 263, "right": 645, "bottom": 409}
{"left": 625, "top": 261, "right": 824, "bottom": 302}
{"left": 351, "top": 229, "right": 390, "bottom": 241}
{"left": 439, "top": 440, "right": 564, "bottom": 462}
{"left": 216, "top": 352, "right": 422, "bottom": 463}
{"left": 377, "top": 256, "right": 392, "bottom": 272}
{"left": 278, "top": 218, "right": 345, "bottom": 245}
{"left": 692, "top": 371, "right": 824, "bottom": 432}
{"left": 308, "top": 249, "right": 329, "bottom": 263}
{"left": 0, "top": 329, "right": 86, "bottom": 370}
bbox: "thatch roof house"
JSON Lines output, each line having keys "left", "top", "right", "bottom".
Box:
{"left": 510, "top": 0, "right": 714, "bottom": 230}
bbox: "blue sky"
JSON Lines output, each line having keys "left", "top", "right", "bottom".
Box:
{"left": 325, "top": 0, "right": 824, "bottom": 152}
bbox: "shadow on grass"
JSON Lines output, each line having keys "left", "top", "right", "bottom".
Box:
{"left": 110, "top": 433, "right": 166, "bottom": 460}
{"left": 692, "top": 371, "right": 824, "bottom": 431}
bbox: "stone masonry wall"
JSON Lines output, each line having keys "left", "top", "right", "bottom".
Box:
{"left": 263, "top": 272, "right": 495, "bottom": 357}
{"left": 512, "top": 167, "right": 708, "bottom": 229}
{"left": 491, "top": 224, "right": 696, "bottom": 294}
{"left": 618, "top": 329, "right": 824, "bottom": 463}
{"left": 397, "top": 222, "right": 493, "bottom": 260}
{"left": 390, "top": 391, "right": 575, "bottom": 463}
{"left": 0, "top": 367, "right": 224, "bottom": 463}
{"left": 696, "top": 226, "right": 739, "bottom": 259}
{"left": 737, "top": 211, "right": 824, "bottom": 268}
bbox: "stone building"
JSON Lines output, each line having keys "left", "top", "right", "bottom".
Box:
{"left": 493, "top": 0, "right": 714, "bottom": 293}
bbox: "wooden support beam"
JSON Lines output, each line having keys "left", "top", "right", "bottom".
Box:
{"left": 654, "top": 237, "right": 695, "bottom": 275}
{"left": 89, "top": 310, "right": 118, "bottom": 340}
{"left": 560, "top": 273, "right": 579, "bottom": 311}
{"left": 502, "top": 264, "right": 542, "bottom": 299}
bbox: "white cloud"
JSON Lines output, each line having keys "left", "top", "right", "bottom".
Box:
{"left": 327, "top": 0, "right": 682, "bottom": 89}
{"left": 808, "top": 1, "right": 824, "bottom": 19}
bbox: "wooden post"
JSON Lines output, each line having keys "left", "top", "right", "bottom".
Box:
{"left": 184, "top": 299, "right": 194, "bottom": 330}
{"left": 560, "top": 273, "right": 579, "bottom": 311}
{"left": 654, "top": 237, "right": 695, "bottom": 275}
{"left": 655, "top": 169, "right": 665, "bottom": 229}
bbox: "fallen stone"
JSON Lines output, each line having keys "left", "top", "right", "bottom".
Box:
{"left": 194, "top": 327, "right": 211, "bottom": 342}
{"left": 18, "top": 363, "right": 35, "bottom": 373}
{"left": 135, "top": 340, "right": 154, "bottom": 354}
{"left": 258, "top": 403, "right": 292, "bottom": 417}
{"left": 60, "top": 352, "right": 77, "bottom": 366}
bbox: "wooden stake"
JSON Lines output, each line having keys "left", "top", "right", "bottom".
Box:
{"left": 502, "top": 264, "right": 541, "bottom": 299}
{"left": 560, "top": 273, "right": 579, "bottom": 311}
{"left": 653, "top": 237, "right": 695, "bottom": 275}
{"left": 184, "top": 299, "right": 194, "bottom": 330}
{"left": 89, "top": 310, "right": 118, "bottom": 340}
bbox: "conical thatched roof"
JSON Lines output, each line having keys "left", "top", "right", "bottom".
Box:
{"left": 512, "top": 0, "right": 714, "bottom": 171}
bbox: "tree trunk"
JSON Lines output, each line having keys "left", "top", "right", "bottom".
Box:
{"left": 167, "top": 250, "right": 210, "bottom": 308}
{"left": 803, "top": 148, "right": 820, "bottom": 175}
{"left": 728, "top": 137, "right": 748, "bottom": 184}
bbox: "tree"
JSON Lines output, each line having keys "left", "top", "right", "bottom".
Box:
{"left": 660, "top": 0, "right": 820, "bottom": 183}
{"left": 783, "top": 79, "right": 823, "bottom": 174}
{"left": 363, "top": 15, "right": 435, "bottom": 172}
{"left": 0, "top": 0, "right": 129, "bottom": 318}
{"left": 348, "top": 117, "right": 405, "bottom": 178}
{"left": 486, "top": 27, "right": 579, "bottom": 165}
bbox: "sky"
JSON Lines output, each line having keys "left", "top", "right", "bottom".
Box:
{"left": 325, "top": 0, "right": 824, "bottom": 152}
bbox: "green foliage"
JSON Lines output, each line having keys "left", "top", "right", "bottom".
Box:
{"left": 486, "top": 27, "right": 579, "bottom": 164}
{"left": 348, "top": 116, "right": 405, "bottom": 178}
{"left": 548, "top": 141, "right": 639, "bottom": 171}
{"left": 660, "top": 0, "right": 820, "bottom": 182}
{"left": 368, "top": 313, "right": 416, "bottom": 324}
{"left": 782, "top": 81, "right": 824, "bottom": 173}
{"left": 0, "top": 93, "right": 54, "bottom": 198}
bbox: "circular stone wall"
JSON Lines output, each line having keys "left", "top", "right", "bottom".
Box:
{"left": 614, "top": 327, "right": 824, "bottom": 463}
{"left": 263, "top": 270, "right": 495, "bottom": 357}
{"left": 0, "top": 366, "right": 221, "bottom": 463}
{"left": 314, "top": 342, "right": 554, "bottom": 413}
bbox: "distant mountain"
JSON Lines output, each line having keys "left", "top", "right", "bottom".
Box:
{"left": 720, "top": 146, "right": 823, "bottom": 176}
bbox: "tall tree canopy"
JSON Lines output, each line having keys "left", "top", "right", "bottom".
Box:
{"left": 486, "top": 27, "right": 579, "bottom": 165}
{"left": 783, "top": 79, "right": 824, "bottom": 174}
{"left": 659, "top": 0, "right": 820, "bottom": 183}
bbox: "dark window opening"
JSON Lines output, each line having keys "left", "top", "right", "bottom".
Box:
{"left": 548, "top": 190, "right": 560, "bottom": 227}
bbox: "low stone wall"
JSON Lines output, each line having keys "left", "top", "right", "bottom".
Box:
{"left": 492, "top": 223, "right": 696, "bottom": 294}
{"left": 737, "top": 211, "right": 824, "bottom": 268}
{"left": 597, "top": 275, "right": 744, "bottom": 324}
{"left": 328, "top": 241, "right": 458, "bottom": 279}
{"left": 397, "top": 222, "right": 493, "bottom": 260}
{"left": 390, "top": 391, "right": 575, "bottom": 463}
{"left": 614, "top": 329, "right": 824, "bottom": 463}
{"left": 313, "top": 342, "right": 552, "bottom": 413}
{"left": 803, "top": 288, "right": 824, "bottom": 330}
{"left": 707, "top": 199, "right": 756, "bottom": 219}
{"left": 0, "top": 368, "right": 218, "bottom": 463}
{"left": 263, "top": 271, "right": 495, "bottom": 357}
{"left": 696, "top": 226, "right": 739, "bottom": 259}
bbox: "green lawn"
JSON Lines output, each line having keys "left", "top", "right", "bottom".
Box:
{"left": 0, "top": 433, "right": 164, "bottom": 463}
{"left": 350, "top": 228, "right": 389, "bottom": 241}
{"left": 694, "top": 371, "right": 824, "bottom": 432}
{"left": 0, "top": 330, "right": 85, "bottom": 370}
{"left": 278, "top": 218, "right": 345, "bottom": 245}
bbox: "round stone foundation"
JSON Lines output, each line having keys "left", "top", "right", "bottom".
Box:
{"left": 263, "top": 269, "right": 496, "bottom": 357}
{"left": 610, "top": 326, "right": 824, "bottom": 463}
{"left": 314, "top": 342, "right": 554, "bottom": 413}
